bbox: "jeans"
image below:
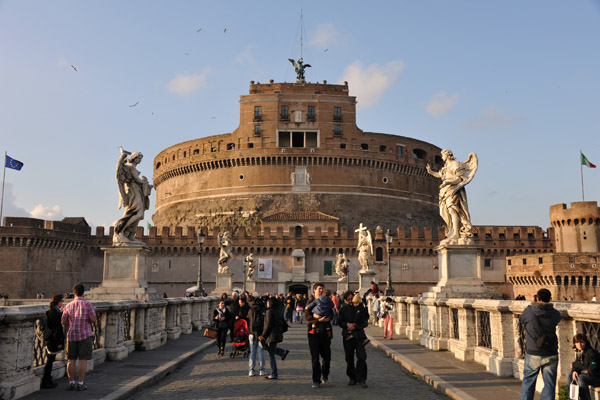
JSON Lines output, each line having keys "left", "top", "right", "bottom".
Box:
{"left": 266, "top": 341, "right": 287, "bottom": 378}
{"left": 520, "top": 354, "right": 558, "bottom": 400}
{"left": 566, "top": 371, "right": 600, "bottom": 400}
{"left": 295, "top": 309, "right": 304, "bottom": 323}
{"left": 248, "top": 334, "right": 265, "bottom": 374}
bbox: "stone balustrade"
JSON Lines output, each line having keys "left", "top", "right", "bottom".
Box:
{"left": 369, "top": 296, "right": 600, "bottom": 394}
{"left": 0, "top": 296, "right": 218, "bottom": 400}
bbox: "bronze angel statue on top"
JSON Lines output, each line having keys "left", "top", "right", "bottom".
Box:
{"left": 426, "top": 150, "right": 478, "bottom": 246}
{"left": 288, "top": 58, "right": 311, "bottom": 83}
{"left": 113, "top": 146, "right": 153, "bottom": 246}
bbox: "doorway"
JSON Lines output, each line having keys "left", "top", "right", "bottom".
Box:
{"left": 288, "top": 284, "right": 309, "bottom": 296}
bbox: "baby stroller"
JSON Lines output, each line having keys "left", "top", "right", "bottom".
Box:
{"left": 230, "top": 318, "right": 250, "bottom": 358}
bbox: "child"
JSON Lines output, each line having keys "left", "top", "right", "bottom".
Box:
{"left": 306, "top": 290, "right": 334, "bottom": 338}
{"left": 346, "top": 294, "right": 370, "bottom": 345}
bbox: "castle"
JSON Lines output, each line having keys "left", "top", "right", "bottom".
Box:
{"left": 0, "top": 78, "right": 574, "bottom": 299}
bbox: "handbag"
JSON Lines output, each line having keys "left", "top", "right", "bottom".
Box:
{"left": 203, "top": 326, "right": 218, "bottom": 339}
{"left": 569, "top": 382, "right": 579, "bottom": 400}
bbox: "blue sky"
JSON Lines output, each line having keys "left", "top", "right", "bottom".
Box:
{"left": 1, "top": 1, "right": 599, "bottom": 231}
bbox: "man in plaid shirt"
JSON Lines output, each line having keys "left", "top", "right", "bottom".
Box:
{"left": 61, "top": 283, "right": 97, "bottom": 391}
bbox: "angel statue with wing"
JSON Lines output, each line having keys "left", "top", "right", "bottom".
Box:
{"left": 217, "top": 231, "right": 233, "bottom": 274}
{"left": 355, "top": 223, "right": 374, "bottom": 272}
{"left": 288, "top": 57, "right": 311, "bottom": 83}
{"left": 113, "top": 147, "right": 153, "bottom": 246}
{"left": 426, "top": 149, "right": 478, "bottom": 246}
{"left": 335, "top": 252, "right": 349, "bottom": 281}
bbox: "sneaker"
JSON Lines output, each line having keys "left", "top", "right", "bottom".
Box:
{"left": 308, "top": 328, "right": 315, "bottom": 334}
{"left": 265, "top": 375, "right": 278, "bottom": 380}
{"left": 76, "top": 383, "right": 87, "bottom": 391}
{"left": 259, "top": 370, "right": 266, "bottom": 376}
{"left": 281, "top": 350, "right": 290, "bottom": 361}
{"left": 249, "top": 371, "right": 256, "bottom": 377}
{"left": 67, "top": 383, "right": 76, "bottom": 391}
{"left": 348, "top": 380, "right": 357, "bottom": 386}
{"left": 321, "top": 378, "right": 328, "bottom": 384}
{"left": 359, "top": 382, "right": 368, "bottom": 388}
{"left": 312, "top": 382, "right": 321, "bottom": 388}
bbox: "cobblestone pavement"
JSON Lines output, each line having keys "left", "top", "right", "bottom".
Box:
{"left": 129, "top": 322, "right": 448, "bottom": 400}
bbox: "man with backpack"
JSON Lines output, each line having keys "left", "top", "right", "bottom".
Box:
{"left": 519, "top": 288, "right": 561, "bottom": 400}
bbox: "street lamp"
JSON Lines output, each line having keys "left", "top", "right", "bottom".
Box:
{"left": 195, "top": 230, "right": 206, "bottom": 297}
{"left": 385, "top": 229, "right": 395, "bottom": 296}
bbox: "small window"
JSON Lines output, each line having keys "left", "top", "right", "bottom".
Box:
{"left": 183, "top": 151, "right": 187, "bottom": 157}
{"left": 226, "top": 143, "right": 235, "bottom": 150}
{"left": 528, "top": 232, "right": 534, "bottom": 239}
{"left": 413, "top": 148, "right": 426, "bottom": 159}
{"left": 172, "top": 155, "right": 175, "bottom": 160}
{"left": 292, "top": 131, "right": 304, "bottom": 147}
{"left": 379, "top": 145, "right": 387, "bottom": 152}
{"left": 484, "top": 259, "right": 491, "bottom": 267}
{"left": 361, "top": 143, "right": 369, "bottom": 150}
{"left": 278, "top": 131, "right": 290, "bottom": 147}
{"left": 507, "top": 259, "right": 512, "bottom": 266}
{"left": 306, "top": 132, "right": 318, "bottom": 147}
{"left": 254, "top": 125, "right": 262, "bottom": 135}
{"left": 538, "top": 257, "right": 543, "bottom": 264}
{"left": 522, "top": 258, "right": 527, "bottom": 265}
{"left": 340, "top": 143, "right": 347, "bottom": 149}
{"left": 281, "top": 105, "right": 289, "bottom": 120}
{"left": 513, "top": 233, "right": 520, "bottom": 239}
{"left": 193, "top": 149, "right": 200, "bottom": 155}
{"left": 211, "top": 147, "right": 217, "bottom": 152}
{"left": 397, "top": 146, "right": 403, "bottom": 155}
{"left": 155, "top": 162, "right": 161, "bottom": 169}
{"left": 333, "top": 125, "right": 342, "bottom": 136}
{"left": 333, "top": 107, "right": 342, "bottom": 121}
{"left": 295, "top": 226, "right": 302, "bottom": 237}
{"left": 307, "top": 106, "right": 315, "bottom": 120}
{"left": 375, "top": 247, "right": 383, "bottom": 262}
{"left": 247, "top": 142, "right": 254, "bottom": 149}
{"left": 324, "top": 260, "right": 333, "bottom": 276}
{"left": 499, "top": 233, "right": 506, "bottom": 239}
{"left": 254, "top": 106, "right": 262, "bottom": 121}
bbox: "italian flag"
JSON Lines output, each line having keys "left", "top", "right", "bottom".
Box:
{"left": 581, "top": 152, "right": 597, "bottom": 168}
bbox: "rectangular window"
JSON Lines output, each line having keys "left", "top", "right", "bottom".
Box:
{"left": 522, "top": 258, "right": 527, "bottom": 265}
{"left": 380, "top": 145, "right": 387, "bottom": 152}
{"left": 254, "top": 125, "right": 262, "bottom": 135}
{"left": 226, "top": 143, "right": 235, "bottom": 150}
{"left": 484, "top": 259, "right": 491, "bottom": 267}
{"left": 305, "top": 132, "right": 318, "bottom": 147}
{"left": 211, "top": 147, "right": 217, "bottom": 152}
{"left": 307, "top": 106, "right": 315, "bottom": 118}
{"left": 281, "top": 105, "right": 289, "bottom": 120}
{"left": 507, "top": 259, "right": 512, "bottom": 266}
{"left": 397, "top": 146, "right": 403, "bottom": 155}
{"left": 361, "top": 143, "right": 369, "bottom": 150}
{"left": 340, "top": 143, "right": 347, "bottom": 149}
{"left": 292, "top": 131, "right": 304, "bottom": 147}
{"left": 333, "top": 125, "right": 342, "bottom": 136}
{"left": 499, "top": 233, "right": 506, "bottom": 239}
{"left": 514, "top": 232, "right": 520, "bottom": 239}
{"left": 324, "top": 260, "right": 333, "bottom": 276}
{"left": 254, "top": 106, "right": 262, "bottom": 121}
{"left": 333, "top": 107, "right": 342, "bottom": 121}
{"left": 538, "top": 257, "right": 543, "bottom": 264}
{"left": 278, "top": 131, "right": 290, "bottom": 147}
{"left": 247, "top": 143, "right": 254, "bottom": 149}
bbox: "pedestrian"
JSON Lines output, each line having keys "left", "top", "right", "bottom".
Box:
{"left": 382, "top": 297, "right": 394, "bottom": 339}
{"left": 259, "top": 297, "right": 290, "bottom": 380}
{"left": 519, "top": 288, "right": 561, "bottom": 400}
{"left": 228, "top": 292, "right": 240, "bottom": 342}
{"left": 295, "top": 293, "right": 305, "bottom": 323}
{"left": 248, "top": 297, "right": 267, "bottom": 376}
{"left": 285, "top": 292, "right": 295, "bottom": 323}
{"left": 339, "top": 291, "right": 369, "bottom": 388}
{"left": 370, "top": 281, "right": 380, "bottom": 297}
{"left": 213, "top": 300, "right": 231, "bottom": 356}
{"left": 40, "top": 294, "right": 65, "bottom": 389}
{"left": 162, "top": 292, "right": 168, "bottom": 299}
{"left": 61, "top": 284, "right": 97, "bottom": 391}
{"left": 331, "top": 291, "right": 339, "bottom": 326}
{"left": 371, "top": 293, "right": 381, "bottom": 324}
{"left": 305, "top": 283, "right": 333, "bottom": 388}
{"left": 237, "top": 296, "right": 250, "bottom": 322}
{"left": 566, "top": 333, "right": 600, "bottom": 400}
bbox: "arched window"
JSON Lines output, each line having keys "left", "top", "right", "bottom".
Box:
{"left": 295, "top": 226, "right": 302, "bottom": 237}
{"left": 413, "top": 148, "right": 427, "bottom": 159}
{"left": 375, "top": 247, "right": 383, "bottom": 262}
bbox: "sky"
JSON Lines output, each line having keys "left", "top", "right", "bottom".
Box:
{"left": 1, "top": 1, "right": 600, "bottom": 232}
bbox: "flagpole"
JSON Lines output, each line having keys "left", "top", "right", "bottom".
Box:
{"left": 0, "top": 151, "right": 6, "bottom": 226}
{"left": 580, "top": 150, "right": 585, "bottom": 201}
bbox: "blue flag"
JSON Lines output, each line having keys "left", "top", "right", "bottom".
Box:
{"left": 5, "top": 155, "right": 24, "bottom": 171}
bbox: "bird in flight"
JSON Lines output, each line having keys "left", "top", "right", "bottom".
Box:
{"left": 129, "top": 101, "right": 139, "bottom": 107}
{"left": 224, "top": 28, "right": 227, "bottom": 33}
{"left": 70, "top": 65, "right": 77, "bottom": 71}
{"left": 185, "top": 53, "right": 189, "bottom": 55}
{"left": 196, "top": 28, "right": 202, "bottom": 32}
{"left": 211, "top": 116, "right": 216, "bottom": 119}
{"left": 324, "top": 49, "right": 328, "bottom": 52}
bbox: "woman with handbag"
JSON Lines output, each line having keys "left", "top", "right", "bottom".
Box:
{"left": 41, "top": 294, "right": 65, "bottom": 389}
{"left": 567, "top": 334, "right": 600, "bottom": 400}
{"left": 213, "top": 300, "right": 231, "bottom": 356}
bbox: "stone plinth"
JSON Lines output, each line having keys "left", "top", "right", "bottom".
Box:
{"left": 358, "top": 270, "right": 377, "bottom": 295}
{"left": 212, "top": 272, "right": 233, "bottom": 295}
{"left": 89, "top": 246, "right": 161, "bottom": 301}
{"left": 337, "top": 280, "right": 349, "bottom": 294}
{"left": 245, "top": 280, "right": 256, "bottom": 293}
{"left": 422, "top": 245, "right": 501, "bottom": 300}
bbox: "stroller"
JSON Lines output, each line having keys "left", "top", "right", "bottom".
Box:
{"left": 229, "top": 318, "right": 250, "bottom": 358}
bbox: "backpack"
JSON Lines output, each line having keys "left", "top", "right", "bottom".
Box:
{"left": 35, "top": 313, "right": 55, "bottom": 344}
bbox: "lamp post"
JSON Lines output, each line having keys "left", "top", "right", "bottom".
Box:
{"left": 385, "top": 229, "right": 395, "bottom": 296}
{"left": 195, "top": 230, "right": 206, "bottom": 297}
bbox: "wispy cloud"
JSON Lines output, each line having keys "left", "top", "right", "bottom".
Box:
{"left": 460, "top": 105, "right": 523, "bottom": 132}
{"left": 167, "top": 70, "right": 210, "bottom": 95}
{"left": 425, "top": 91, "right": 460, "bottom": 117}
{"left": 30, "top": 204, "right": 64, "bottom": 220}
{"left": 340, "top": 60, "right": 405, "bottom": 109}
{"left": 234, "top": 46, "right": 255, "bottom": 65}
{"left": 0, "top": 181, "right": 29, "bottom": 218}
{"left": 309, "top": 23, "right": 339, "bottom": 48}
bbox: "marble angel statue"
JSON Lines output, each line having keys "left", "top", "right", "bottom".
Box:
{"left": 356, "top": 224, "right": 373, "bottom": 271}
{"left": 113, "top": 147, "right": 153, "bottom": 246}
{"left": 426, "top": 149, "right": 478, "bottom": 246}
{"left": 335, "top": 252, "right": 349, "bottom": 281}
{"left": 245, "top": 253, "right": 255, "bottom": 280}
{"left": 217, "top": 231, "right": 233, "bottom": 273}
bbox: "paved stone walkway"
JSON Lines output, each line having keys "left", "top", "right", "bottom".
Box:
{"left": 129, "top": 322, "right": 448, "bottom": 400}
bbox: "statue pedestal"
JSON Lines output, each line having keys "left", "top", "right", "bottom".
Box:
{"left": 358, "top": 270, "right": 377, "bottom": 296}
{"left": 212, "top": 272, "right": 233, "bottom": 295}
{"left": 245, "top": 280, "right": 256, "bottom": 294}
{"left": 422, "top": 245, "right": 501, "bottom": 300}
{"left": 337, "top": 280, "right": 349, "bottom": 294}
{"left": 89, "top": 246, "right": 161, "bottom": 301}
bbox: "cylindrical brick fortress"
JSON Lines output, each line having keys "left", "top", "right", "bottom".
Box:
{"left": 152, "top": 81, "right": 444, "bottom": 231}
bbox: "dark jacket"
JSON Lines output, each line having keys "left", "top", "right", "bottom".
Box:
{"left": 519, "top": 303, "right": 561, "bottom": 356}
{"left": 571, "top": 346, "right": 600, "bottom": 377}
{"left": 227, "top": 299, "right": 240, "bottom": 320}
{"left": 213, "top": 307, "right": 231, "bottom": 330}
{"left": 248, "top": 303, "right": 265, "bottom": 335}
{"left": 237, "top": 303, "right": 250, "bottom": 321}
{"left": 338, "top": 302, "right": 369, "bottom": 337}
{"left": 261, "top": 306, "right": 284, "bottom": 344}
{"left": 304, "top": 297, "right": 334, "bottom": 334}
{"left": 46, "top": 306, "right": 65, "bottom": 353}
